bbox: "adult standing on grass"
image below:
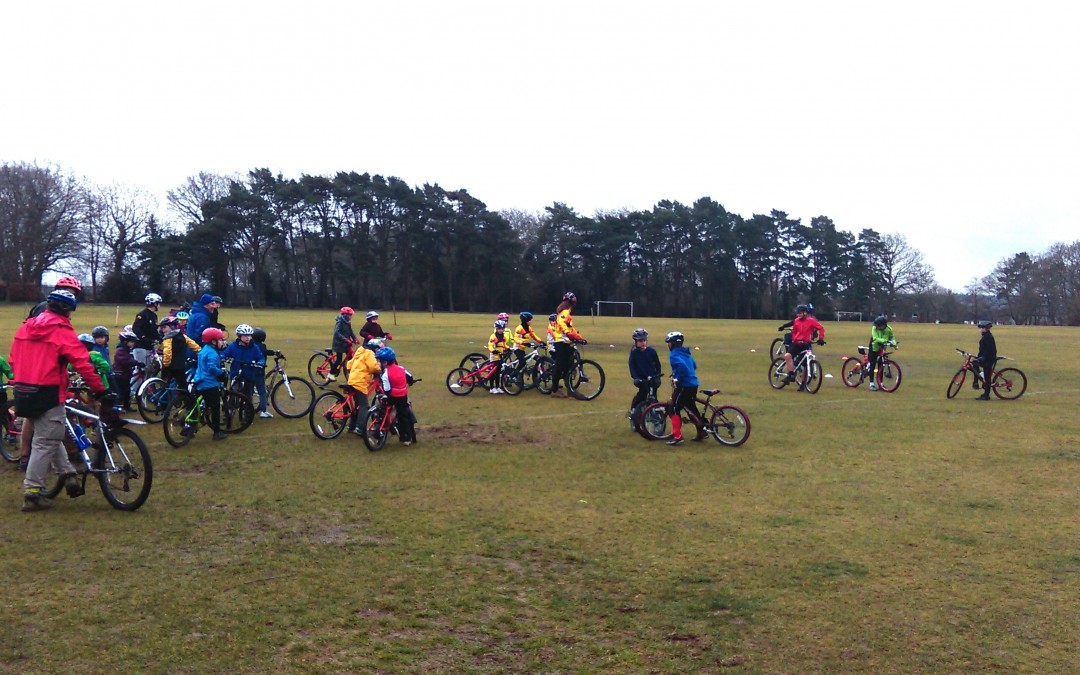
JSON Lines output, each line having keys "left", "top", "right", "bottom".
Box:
{"left": 974, "top": 320, "right": 997, "bottom": 401}
{"left": 359, "top": 310, "right": 393, "bottom": 344}
{"left": 131, "top": 292, "right": 162, "bottom": 367}
{"left": 187, "top": 293, "right": 222, "bottom": 347}
{"left": 664, "top": 330, "right": 702, "bottom": 446}
{"left": 11, "top": 290, "right": 108, "bottom": 512}
{"left": 549, "top": 292, "right": 587, "bottom": 399}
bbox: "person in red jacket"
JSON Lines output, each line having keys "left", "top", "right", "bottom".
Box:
{"left": 10, "top": 290, "right": 108, "bottom": 512}
{"left": 374, "top": 346, "right": 415, "bottom": 446}
{"left": 783, "top": 304, "right": 826, "bottom": 381}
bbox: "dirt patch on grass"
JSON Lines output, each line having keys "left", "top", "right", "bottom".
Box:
{"left": 422, "top": 423, "right": 547, "bottom": 446}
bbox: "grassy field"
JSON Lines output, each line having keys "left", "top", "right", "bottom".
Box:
{"left": 1, "top": 304, "right": 1078, "bottom": 673}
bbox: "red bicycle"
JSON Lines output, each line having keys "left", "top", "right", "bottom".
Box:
{"left": 638, "top": 381, "right": 751, "bottom": 447}
{"left": 445, "top": 359, "right": 522, "bottom": 396}
{"left": 946, "top": 348, "right": 1027, "bottom": 400}
{"left": 840, "top": 342, "right": 901, "bottom": 392}
{"left": 308, "top": 384, "right": 365, "bottom": 440}
{"left": 307, "top": 342, "right": 356, "bottom": 386}
{"left": 363, "top": 380, "right": 420, "bottom": 451}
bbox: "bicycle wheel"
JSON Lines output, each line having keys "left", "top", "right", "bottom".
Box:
{"left": 878, "top": 359, "right": 902, "bottom": 393}
{"left": 946, "top": 368, "right": 966, "bottom": 399}
{"left": 270, "top": 376, "right": 316, "bottom": 418}
{"left": 162, "top": 392, "right": 198, "bottom": 448}
{"left": 309, "top": 392, "right": 347, "bottom": 439}
{"left": 533, "top": 356, "right": 555, "bottom": 394}
{"left": 96, "top": 428, "right": 153, "bottom": 511}
{"left": 502, "top": 369, "right": 524, "bottom": 396}
{"left": 771, "top": 337, "right": 786, "bottom": 359}
{"left": 446, "top": 367, "right": 476, "bottom": 396}
{"left": 137, "top": 377, "right": 170, "bottom": 423}
{"left": 307, "top": 352, "right": 334, "bottom": 386}
{"left": 840, "top": 359, "right": 865, "bottom": 388}
{"left": 991, "top": 367, "right": 1027, "bottom": 400}
{"left": 768, "top": 358, "right": 790, "bottom": 389}
{"left": 459, "top": 352, "right": 487, "bottom": 369}
{"left": 363, "top": 405, "right": 389, "bottom": 451}
{"left": 1, "top": 403, "right": 19, "bottom": 462}
{"left": 568, "top": 359, "right": 606, "bottom": 400}
{"left": 710, "top": 405, "right": 751, "bottom": 447}
{"left": 220, "top": 391, "right": 254, "bottom": 434}
{"left": 801, "top": 360, "right": 822, "bottom": 394}
{"left": 639, "top": 401, "right": 673, "bottom": 441}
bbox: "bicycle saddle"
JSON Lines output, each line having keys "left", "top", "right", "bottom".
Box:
{"left": 701, "top": 388, "right": 720, "bottom": 396}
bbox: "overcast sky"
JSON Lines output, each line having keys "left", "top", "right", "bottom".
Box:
{"left": 3, "top": 1, "right": 1076, "bottom": 291}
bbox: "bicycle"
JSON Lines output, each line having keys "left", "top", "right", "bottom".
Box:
{"left": 1, "top": 386, "right": 21, "bottom": 463}
{"left": 308, "top": 343, "right": 357, "bottom": 386}
{"left": 308, "top": 384, "right": 367, "bottom": 440}
{"left": 946, "top": 348, "right": 1027, "bottom": 400}
{"left": 638, "top": 382, "right": 751, "bottom": 447}
{"left": 136, "top": 367, "right": 195, "bottom": 424}
{"left": 536, "top": 342, "right": 606, "bottom": 400}
{"left": 841, "top": 342, "right": 902, "bottom": 392}
{"left": 261, "top": 350, "right": 316, "bottom": 417}
{"left": 161, "top": 384, "right": 255, "bottom": 447}
{"left": 627, "top": 375, "right": 662, "bottom": 435}
{"left": 768, "top": 341, "right": 824, "bottom": 394}
{"left": 509, "top": 343, "right": 554, "bottom": 391}
{"left": 38, "top": 396, "right": 153, "bottom": 511}
{"left": 363, "top": 380, "right": 421, "bottom": 451}
{"left": 770, "top": 329, "right": 792, "bottom": 359}
{"left": 446, "top": 358, "right": 521, "bottom": 396}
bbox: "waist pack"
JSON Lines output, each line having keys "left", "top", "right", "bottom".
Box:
{"left": 13, "top": 383, "right": 60, "bottom": 419}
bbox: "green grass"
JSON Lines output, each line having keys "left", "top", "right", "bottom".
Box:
{"left": 2, "top": 305, "right": 1078, "bottom": 672}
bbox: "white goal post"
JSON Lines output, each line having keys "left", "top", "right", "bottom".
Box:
{"left": 836, "top": 311, "right": 863, "bottom": 322}
{"left": 594, "top": 300, "right": 634, "bottom": 317}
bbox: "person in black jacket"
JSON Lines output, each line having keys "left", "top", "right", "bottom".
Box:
{"left": 131, "top": 292, "right": 162, "bottom": 367}
{"left": 974, "top": 320, "right": 997, "bottom": 400}
{"left": 627, "top": 328, "right": 662, "bottom": 429}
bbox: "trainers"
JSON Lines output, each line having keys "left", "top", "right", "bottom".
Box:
{"left": 976, "top": 394, "right": 991, "bottom": 401}
{"left": 666, "top": 437, "right": 684, "bottom": 446}
{"left": 692, "top": 432, "right": 708, "bottom": 442}
{"left": 868, "top": 383, "right": 878, "bottom": 391}
{"left": 489, "top": 388, "right": 502, "bottom": 395}
{"left": 326, "top": 374, "right": 337, "bottom": 382}
{"left": 785, "top": 372, "right": 796, "bottom": 382}
{"left": 64, "top": 474, "right": 84, "bottom": 498}
{"left": 21, "top": 489, "right": 54, "bottom": 512}
{"left": 551, "top": 390, "right": 568, "bottom": 398}
{"left": 212, "top": 431, "right": 227, "bottom": 440}
{"left": 180, "top": 425, "right": 193, "bottom": 438}
{"left": 402, "top": 440, "right": 412, "bottom": 446}
{"left": 351, "top": 426, "right": 364, "bottom": 435}
{"left": 259, "top": 411, "right": 274, "bottom": 418}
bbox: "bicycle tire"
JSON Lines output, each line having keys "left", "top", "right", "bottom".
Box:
{"left": 136, "top": 377, "right": 170, "bottom": 423}
{"left": 878, "top": 359, "right": 902, "bottom": 393}
{"left": 946, "top": 368, "right": 966, "bottom": 399}
{"left": 770, "top": 337, "right": 786, "bottom": 359}
{"left": 992, "top": 367, "right": 1027, "bottom": 400}
{"left": 802, "top": 359, "right": 822, "bottom": 394}
{"left": 502, "top": 369, "right": 524, "bottom": 396}
{"left": 221, "top": 391, "right": 254, "bottom": 434}
{"left": 307, "top": 352, "right": 334, "bottom": 386}
{"left": 162, "top": 392, "right": 198, "bottom": 448}
{"left": 363, "top": 405, "right": 389, "bottom": 451}
{"left": 710, "top": 405, "right": 750, "bottom": 446}
{"left": 446, "top": 367, "right": 476, "bottom": 396}
{"left": 840, "top": 359, "right": 864, "bottom": 388}
{"left": 768, "top": 357, "right": 790, "bottom": 389}
{"left": 270, "top": 376, "right": 316, "bottom": 418}
{"left": 459, "top": 352, "right": 487, "bottom": 369}
{"left": 309, "top": 391, "right": 348, "bottom": 439}
{"left": 639, "top": 401, "right": 672, "bottom": 441}
{"left": 568, "top": 359, "right": 606, "bottom": 400}
{"left": 534, "top": 357, "right": 555, "bottom": 394}
{"left": 40, "top": 469, "right": 68, "bottom": 499}
{"left": 96, "top": 428, "right": 153, "bottom": 511}
{"left": 1, "top": 402, "right": 19, "bottom": 462}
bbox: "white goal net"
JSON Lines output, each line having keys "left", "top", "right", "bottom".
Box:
{"left": 594, "top": 301, "right": 634, "bottom": 317}
{"left": 835, "top": 311, "right": 863, "bottom": 322}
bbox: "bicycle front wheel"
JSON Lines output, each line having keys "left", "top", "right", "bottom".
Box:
{"left": 639, "top": 401, "right": 672, "bottom": 441}
{"left": 946, "top": 368, "right": 966, "bottom": 399}
{"left": 768, "top": 358, "right": 790, "bottom": 390}
{"left": 137, "top": 377, "right": 169, "bottom": 423}
{"left": 162, "top": 392, "right": 198, "bottom": 447}
{"left": 878, "top": 359, "right": 902, "bottom": 393}
{"left": 363, "top": 405, "right": 389, "bottom": 451}
{"left": 568, "top": 360, "right": 606, "bottom": 400}
{"left": 271, "top": 376, "right": 316, "bottom": 418}
{"left": 97, "top": 428, "right": 153, "bottom": 511}
{"left": 309, "top": 392, "right": 347, "bottom": 439}
{"left": 711, "top": 405, "right": 751, "bottom": 447}
{"left": 220, "top": 391, "right": 254, "bottom": 434}
{"left": 534, "top": 357, "right": 555, "bottom": 394}
{"left": 502, "top": 369, "right": 524, "bottom": 396}
{"left": 1, "top": 402, "right": 19, "bottom": 462}
{"left": 840, "top": 359, "right": 864, "bottom": 388}
{"left": 992, "top": 367, "right": 1027, "bottom": 400}
{"left": 307, "top": 352, "right": 334, "bottom": 386}
{"left": 801, "top": 360, "right": 822, "bottom": 394}
{"left": 446, "top": 367, "right": 476, "bottom": 396}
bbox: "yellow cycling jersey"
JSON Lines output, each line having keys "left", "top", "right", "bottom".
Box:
{"left": 514, "top": 323, "right": 542, "bottom": 348}
{"left": 554, "top": 309, "right": 583, "bottom": 343}
{"left": 488, "top": 331, "right": 510, "bottom": 357}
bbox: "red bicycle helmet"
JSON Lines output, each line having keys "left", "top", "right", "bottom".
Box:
{"left": 56, "top": 275, "right": 82, "bottom": 293}
{"left": 201, "top": 327, "right": 226, "bottom": 343}
{"left": 340, "top": 306, "right": 355, "bottom": 316}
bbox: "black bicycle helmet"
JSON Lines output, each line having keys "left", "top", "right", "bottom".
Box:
{"left": 977, "top": 320, "right": 993, "bottom": 328}
{"left": 252, "top": 327, "right": 267, "bottom": 343}
{"left": 632, "top": 328, "right": 649, "bottom": 341}
{"left": 874, "top": 315, "right": 888, "bottom": 327}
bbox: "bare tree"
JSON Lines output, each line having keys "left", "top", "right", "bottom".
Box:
{"left": 166, "top": 172, "right": 233, "bottom": 227}
{"left": 82, "top": 183, "right": 157, "bottom": 298}
{"left": 878, "top": 233, "right": 935, "bottom": 313}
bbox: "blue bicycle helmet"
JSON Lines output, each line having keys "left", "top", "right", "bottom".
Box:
{"left": 47, "top": 289, "right": 78, "bottom": 310}
{"left": 375, "top": 346, "right": 396, "bottom": 362}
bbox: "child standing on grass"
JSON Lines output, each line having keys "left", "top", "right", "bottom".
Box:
{"left": 194, "top": 327, "right": 228, "bottom": 441}
{"left": 374, "top": 347, "right": 416, "bottom": 447}
{"left": 327, "top": 307, "right": 358, "bottom": 382}
{"left": 664, "top": 330, "right": 701, "bottom": 446}
{"left": 868, "top": 315, "right": 897, "bottom": 391}
{"left": 345, "top": 338, "right": 383, "bottom": 434}
{"left": 486, "top": 320, "right": 510, "bottom": 395}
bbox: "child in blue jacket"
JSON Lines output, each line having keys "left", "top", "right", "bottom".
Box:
{"left": 194, "top": 327, "right": 228, "bottom": 440}
{"left": 222, "top": 323, "right": 270, "bottom": 417}
{"left": 664, "top": 330, "right": 702, "bottom": 446}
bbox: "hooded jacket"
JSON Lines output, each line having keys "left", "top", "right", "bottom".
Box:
{"left": 186, "top": 299, "right": 213, "bottom": 345}
{"left": 10, "top": 310, "right": 106, "bottom": 405}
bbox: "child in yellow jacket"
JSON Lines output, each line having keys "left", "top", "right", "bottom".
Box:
{"left": 346, "top": 338, "right": 383, "bottom": 433}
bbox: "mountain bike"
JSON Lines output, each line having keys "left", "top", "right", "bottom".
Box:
{"left": 162, "top": 385, "right": 255, "bottom": 447}
{"left": 308, "top": 385, "right": 366, "bottom": 440}
{"left": 363, "top": 381, "right": 421, "bottom": 451}
{"left": 536, "top": 342, "right": 606, "bottom": 400}
{"left": 446, "top": 359, "right": 520, "bottom": 396}
{"left": 39, "top": 397, "right": 153, "bottom": 511}
{"left": 308, "top": 343, "right": 356, "bottom": 387}
{"left": 841, "top": 342, "right": 901, "bottom": 392}
{"left": 638, "top": 383, "right": 751, "bottom": 447}
{"left": 770, "top": 329, "right": 792, "bottom": 359}
{"left": 137, "top": 360, "right": 196, "bottom": 423}
{"left": 627, "top": 375, "right": 663, "bottom": 436}
{"left": 946, "top": 348, "right": 1027, "bottom": 400}
{"left": 506, "top": 343, "right": 554, "bottom": 391}
{"left": 262, "top": 350, "right": 315, "bottom": 417}
{"left": 768, "top": 341, "right": 824, "bottom": 394}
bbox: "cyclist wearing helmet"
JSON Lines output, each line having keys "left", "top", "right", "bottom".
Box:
{"left": 27, "top": 275, "right": 83, "bottom": 320}
{"left": 486, "top": 320, "right": 511, "bottom": 394}
{"left": 512, "top": 312, "right": 543, "bottom": 366}
{"left": 223, "top": 324, "right": 272, "bottom": 418}
{"left": 359, "top": 310, "right": 393, "bottom": 344}
{"left": 161, "top": 316, "right": 200, "bottom": 392}
{"left": 867, "top": 315, "right": 897, "bottom": 392}
{"left": 112, "top": 329, "right": 140, "bottom": 410}
{"left": 549, "top": 292, "right": 587, "bottom": 398}
{"left": 345, "top": 338, "right": 384, "bottom": 433}
{"left": 131, "top": 292, "right": 163, "bottom": 367}
{"left": 664, "top": 331, "right": 703, "bottom": 445}
{"left": 628, "top": 328, "right": 663, "bottom": 429}
{"left": 974, "top": 320, "right": 997, "bottom": 400}
{"left": 783, "top": 304, "right": 826, "bottom": 382}
{"left": 90, "top": 325, "right": 110, "bottom": 362}
{"left": 327, "top": 307, "right": 359, "bottom": 382}
{"left": 78, "top": 333, "right": 114, "bottom": 393}
{"left": 545, "top": 313, "right": 558, "bottom": 352}
{"left": 375, "top": 346, "right": 416, "bottom": 446}
{"left": 194, "top": 327, "right": 229, "bottom": 440}
{"left": 12, "top": 288, "right": 108, "bottom": 511}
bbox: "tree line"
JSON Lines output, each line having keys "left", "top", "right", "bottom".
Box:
{"left": 2, "top": 160, "right": 1078, "bottom": 325}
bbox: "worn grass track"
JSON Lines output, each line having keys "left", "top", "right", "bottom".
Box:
{"left": 1, "top": 305, "right": 1077, "bottom": 672}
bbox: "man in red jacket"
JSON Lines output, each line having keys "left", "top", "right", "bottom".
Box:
{"left": 11, "top": 290, "right": 107, "bottom": 512}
